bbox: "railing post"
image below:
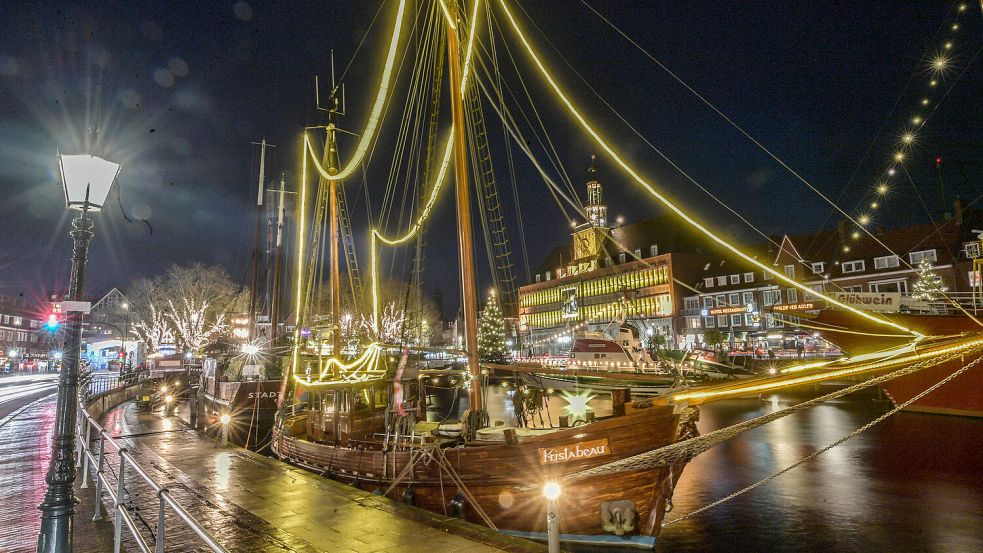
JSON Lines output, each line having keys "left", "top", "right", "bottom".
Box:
{"left": 155, "top": 489, "right": 167, "bottom": 553}
{"left": 92, "top": 436, "right": 106, "bottom": 521}
{"left": 75, "top": 405, "right": 84, "bottom": 468}
{"left": 80, "top": 420, "right": 92, "bottom": 488}
{"left": 114, "top": 451, "right": 127, "bottom": 553}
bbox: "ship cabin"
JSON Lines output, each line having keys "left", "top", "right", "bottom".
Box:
{"left": 304, "top": 379, "right": 392, "bottom": 445}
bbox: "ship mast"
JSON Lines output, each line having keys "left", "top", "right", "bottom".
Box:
{"left": 446, "top": 0, "right": 483, "bottom": 414}
{"left": 270, "top": 174, "right": 286, "bottom": 345}
{"left": 248, "top": 139, "right": 269, "bottom": 341}
{"left": 326, "top": 124, "right": 342, "bottom": 359}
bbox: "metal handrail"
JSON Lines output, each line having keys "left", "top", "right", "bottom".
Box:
{"left": 76, "top": 381, "right": 228, "bottom": 553}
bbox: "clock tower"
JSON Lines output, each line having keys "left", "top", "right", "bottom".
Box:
{"left": 571, "top": 156, "right": 609, "bottom": 268}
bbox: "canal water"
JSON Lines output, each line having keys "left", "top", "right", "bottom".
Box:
{"left": 465, "top": 382, "right": 983, "bottom": 552}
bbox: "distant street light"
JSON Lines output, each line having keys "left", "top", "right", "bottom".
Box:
{"left": 37, "top": 153, "right": 120, "bottom": 553}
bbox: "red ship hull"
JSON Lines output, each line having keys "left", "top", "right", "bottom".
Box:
{"left": 813, "top": 310, "right": 983, "bottom": 417}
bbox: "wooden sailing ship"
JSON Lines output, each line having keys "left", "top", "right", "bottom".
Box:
{"left": 267, "top": 1, "right": 701, "bottom": 547}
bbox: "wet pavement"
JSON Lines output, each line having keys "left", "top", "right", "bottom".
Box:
{"left": 90, "top": 400, "right": 542, "bottom": 552}
{"left": 0, "top": 394, "right": 117, "bottom": 553}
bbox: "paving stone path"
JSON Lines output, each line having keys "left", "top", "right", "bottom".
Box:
{"left": 86, "top": 401, "right": 542, "bottom": 552}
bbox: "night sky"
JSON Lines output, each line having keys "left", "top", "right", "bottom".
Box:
{"left": 1, "top": 1, "right": 980, "bottom": 317}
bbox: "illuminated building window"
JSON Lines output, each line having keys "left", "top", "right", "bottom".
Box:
{"left": 716, "top": 276, "right": 726, "bottom": 286}
{"left": 743, "top": 291, "right": 753, "bottom": 305}
{"left": 650, "top": 245, "right": 659, "bottom": 257}
{"left": 633, "top": 249, "right": 641, "bottom": 260}
{"left": 717, "top": 315, "right": 727, "bottom": 327}
{"left": 909, "top": 250, "right": 937, "bottom": 265}
{"left": 728, "top": 293, "right": 740, "bottom": 304}
{"left": 784, "top": 264, "right": 795, "bottom": 278}
{"left": 744, "top": 313, "right": 756, "bottom": 326}
{"left": 730, "top": 314, "right": 742, "bottom": 327}
{"left": 704, "top": 316, "right": 715, "bottom": 328}
{"left": 546, "top": 271, "right": 552, "bottom": 281}
{"left": 968, "top": 271, "right": 981, "bottom": 288}
{"left": 874, "top": 255, "right": 899, "bottom": 270}
{"left": 618, "top": 253, "right": 626, "bottom": 264}
{"left": 811, "top": 262, "right": 825, "bottom": 274}
{"left": 787, "top": 289, "right": 798, "bottom": 303}
{"left": 842, "top": 260, "right": 865, "bottom": 274}
{"left": 535, "top": 274, "right": 541, "bottom": 283}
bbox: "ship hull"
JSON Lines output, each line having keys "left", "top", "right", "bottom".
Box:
{"left": 273, "top": 403, "right": 697, "bottom": 547}
{"left": 814, "top": 310, "right": 983, "bottom": 417}
{"left": 199, "top": 379, "right": 282, "bottom": 448}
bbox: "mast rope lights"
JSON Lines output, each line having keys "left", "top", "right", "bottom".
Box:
{"left": 496, "top": 0, "right": 920, "bottom": 339}
{"left": 311, "top": 0, "right": 407, "bottom": 182}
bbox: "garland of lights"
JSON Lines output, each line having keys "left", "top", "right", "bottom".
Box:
{"left": 293, "top": 1, "right": 482, "bottom": 382}
{"left": 847, "top": 2, "right": 973, "bottom": 250}
{"left": 496, "top": 0, "right": 920, "bottom": 339}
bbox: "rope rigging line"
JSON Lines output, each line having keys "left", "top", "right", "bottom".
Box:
{"left": 515, "top": 1, "right": 842, "bottom": 288}
{"left": 577, "top": 0, "right": 969, "bottom": 275}
{"left": 663, "top": 351, "right": 983, "bottom": 526}
{"left": 567, "top": 340, "right": 983, "bottom": 480}
{"left": 495, "top": 0, "right": 927, "bottom": 339}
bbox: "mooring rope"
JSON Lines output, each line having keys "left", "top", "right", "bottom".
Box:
{"left": 662, "top": 352, "right": 983, "bottom": 526}
{"left": 567, "top": 344, "right": 983, "bottom": 479}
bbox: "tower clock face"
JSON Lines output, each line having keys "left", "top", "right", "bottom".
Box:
{"left": 574, "top": 229, "right": 597, "bottom": 259}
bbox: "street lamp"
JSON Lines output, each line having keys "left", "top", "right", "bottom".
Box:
{"left": 37, "top": 153, "right": 120, "bottom": 553}
{"left": 543, "top": 482, "right": 561, "bottom": 553}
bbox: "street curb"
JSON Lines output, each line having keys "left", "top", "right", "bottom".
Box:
{"left": 0, "top": 392, "right": 56, "bottom": 430}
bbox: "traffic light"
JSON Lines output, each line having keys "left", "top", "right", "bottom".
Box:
{"left": 46, "top": 302, "right": 62, "bottom": 330}
{"left": 118, "top": 349, "right": 127, "bottom": 360}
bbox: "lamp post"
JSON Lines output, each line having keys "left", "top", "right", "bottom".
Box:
{"left": 121, "top": 302, "right": 129, "bottom": 373}
{"left": 543, "top": 481, "right": 561, "bottom": 553}
{"left": 37, "top": 153, "right": 120, "bottom": 553}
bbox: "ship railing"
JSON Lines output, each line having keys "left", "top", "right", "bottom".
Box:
{"left": 75, "top": 378, "right": 228, "bottom": 553}
{"left": 916, "top": 292, "right": 983, "bottom": 315}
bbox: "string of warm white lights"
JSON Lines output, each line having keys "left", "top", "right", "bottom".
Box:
{"left": 848, "top": 2, "right": 973, "bottom": 246}
{"left": 496, "top": 0, "right": 920, "bottom": 339}
{"left": 294, "top": 1, "right": 482, "bottom": 382}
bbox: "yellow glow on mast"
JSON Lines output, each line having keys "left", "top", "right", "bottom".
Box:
{"left": 290, "top": 135, "right": 311, "bottom": 379}
{"left": 496, "top": 0, "right": 919, "bottom": 338}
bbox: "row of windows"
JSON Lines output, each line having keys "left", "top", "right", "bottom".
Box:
{"left": 522, "top": 294, "right": 673, "bottom": 328}
{"left": 704, "top": 272, "right": 755, "bottom": 288}
{"left": 521, "top": 266, "right": 670, "bottom": 308}
{"left": 0, "top": 314, "right": 26, "bottom": 327}
{"left": 701, "top": 313, "right": 784, "bottom": 329}
{"left": 0, "top": 329, "right": 33, "bottom": 342}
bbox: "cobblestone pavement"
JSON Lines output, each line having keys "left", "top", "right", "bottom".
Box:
{"left": 0, "top": 394, "right": 118, "bottom": 553}
{"left": 87, "top": 401, "right": 543, "bottom": 552}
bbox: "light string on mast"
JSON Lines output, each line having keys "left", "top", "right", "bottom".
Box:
{"left": 292, "top": 0, "right": 482, "bottom": 387}
{"left": 308, "top": 0, "right": 408, "bottom": 182}
{"left": 495, "top": 0, "right": 921, "bottom": 339}
{"left": 849, "top": 2, "right": 975, "bottom": 244}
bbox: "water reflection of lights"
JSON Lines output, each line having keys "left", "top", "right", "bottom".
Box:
{"left": 214, "top": 452, "right": 232, "bottom": 491}
{"left": 560, "top": 390, "right": 596, "bottom": 419}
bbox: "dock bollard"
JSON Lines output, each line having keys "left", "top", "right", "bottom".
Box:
{"left": 544, "top": 482, "right": 561, "bottom": 553}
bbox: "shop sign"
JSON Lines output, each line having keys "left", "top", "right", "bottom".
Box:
{"left": 538, "top": 438, "right": 611, "bottom": 464}
{"left": 828, "top": 292, "right": 901, "bottom": 312}
{"left": 709, "top": 306, "right": 747, "bottom": 315}
{"left": 772, "top": 301, "right": 823, "bottom": 313}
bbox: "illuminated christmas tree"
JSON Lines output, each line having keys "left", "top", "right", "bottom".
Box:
{"left": 478, "top": 290, "right": 509, "bottom": 364}
{"left": 911, "top": 258, "right": 947, "bottom": 301}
